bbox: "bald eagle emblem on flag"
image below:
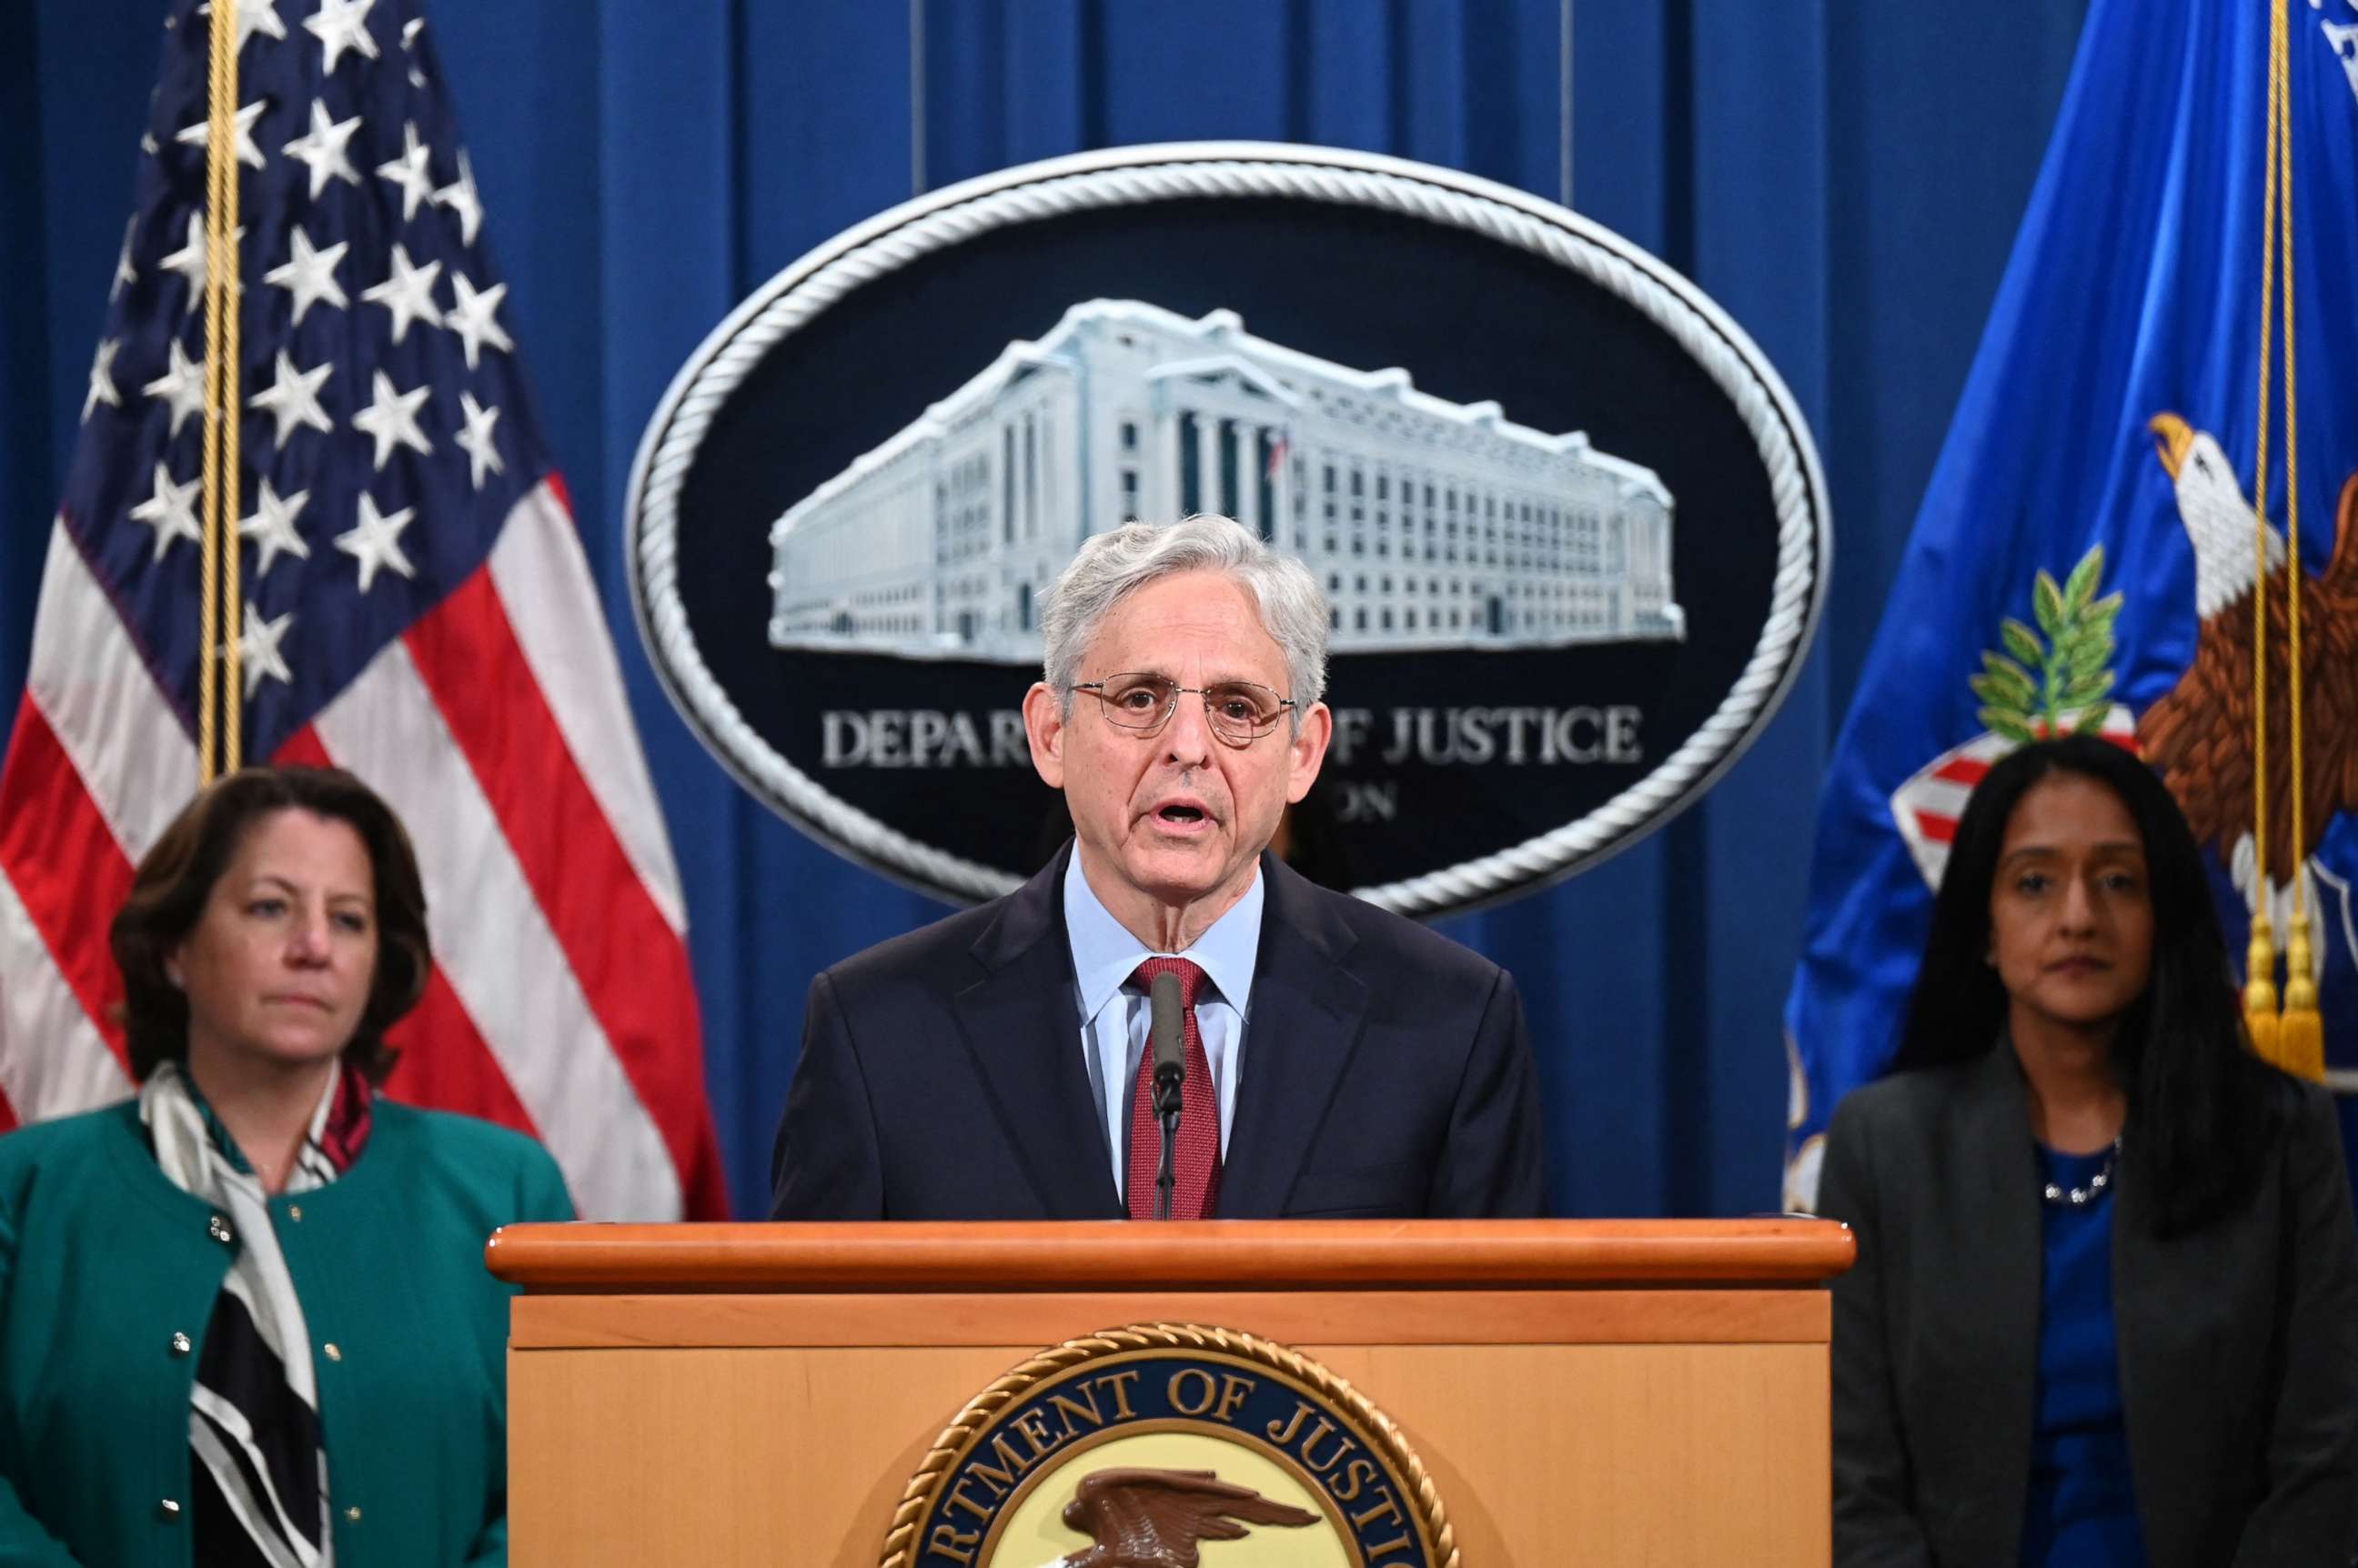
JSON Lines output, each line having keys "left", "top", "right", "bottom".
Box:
{"left": 1889, "top": 412, "right": 2358, "bottom": 982}
{"left": 2137, "top": 413, "right": 2358, "bottom": 966}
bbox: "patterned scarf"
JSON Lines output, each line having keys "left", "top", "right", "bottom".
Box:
{"left": 140, "top": 1060, "right": 372, "bottom": 1568}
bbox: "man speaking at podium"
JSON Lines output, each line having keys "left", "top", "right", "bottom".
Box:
{"left": 771, "top": 515, "right": 1544, "bottom": 1221}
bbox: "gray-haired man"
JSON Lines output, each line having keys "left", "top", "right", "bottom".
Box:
{"left": 771, "top": 516, "right": 1543, "bottom": 1221}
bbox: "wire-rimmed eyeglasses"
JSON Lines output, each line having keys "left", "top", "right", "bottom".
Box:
{"left": 1070, "top": 671, "right": 1296, "bottom": 744}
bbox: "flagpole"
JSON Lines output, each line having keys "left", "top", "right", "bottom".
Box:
{"left": 198, "top": 0, "right": 244, "bottom": 784}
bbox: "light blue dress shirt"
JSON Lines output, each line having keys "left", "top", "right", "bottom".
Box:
{"left": 1063, "top": 852, "right": 1263, "bottom": 1201}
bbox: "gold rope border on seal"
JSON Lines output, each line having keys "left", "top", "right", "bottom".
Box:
{"left": 878, "top": 1322, "right": 1459, "bottom": 1568}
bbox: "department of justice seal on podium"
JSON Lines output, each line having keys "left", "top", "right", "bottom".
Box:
{"left": 882, "top": 1324, "right": 1454, "bottom": 1568}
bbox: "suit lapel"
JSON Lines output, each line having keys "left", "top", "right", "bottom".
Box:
{"left": 950, "top": 844, "right": 1123, "bottom": 1219}
{"left": 2109, "top": 1131, "right": 2186, "bottom": 1563}
{"left": 1218, "top": 858, "right": 1368, "bottom": 1218}
{"left": 1952, "top": 1043, "right": 2043, "bottom": 1560}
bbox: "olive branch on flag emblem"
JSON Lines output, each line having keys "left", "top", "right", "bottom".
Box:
{"left": 1970, "top": 544, "right": 2123, "bottom": 742}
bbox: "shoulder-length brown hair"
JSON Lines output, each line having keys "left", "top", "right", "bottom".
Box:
{"left": 109, "top": 766, "right": 430, "bottom": 1083}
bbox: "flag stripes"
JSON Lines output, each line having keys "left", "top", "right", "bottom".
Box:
{"left": 307, "top": 623, "right": 683, "bottom": 1220}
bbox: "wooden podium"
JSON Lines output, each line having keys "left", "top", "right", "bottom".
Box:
{"left": 490, "top": 1219, "right": 1851, "bottom": 1565}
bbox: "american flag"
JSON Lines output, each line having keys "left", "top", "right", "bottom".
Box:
{"left": 0, "top": 0, "right": 728, "bottom": 1219}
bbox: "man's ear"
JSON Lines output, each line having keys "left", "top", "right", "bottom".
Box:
{"left": 1283, "top": 702, "right": 1334, "bottom": 805}
{"left": 1023, "top": 682, "right": 1067, "bottom": 790}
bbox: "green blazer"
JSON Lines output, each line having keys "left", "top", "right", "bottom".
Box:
{"left": 0, "top": 1096, "right": 573, "bottom": 1567}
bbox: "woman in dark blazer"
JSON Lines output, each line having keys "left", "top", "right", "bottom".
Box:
{"left": 1819, "top": 734, "right": 2358, "bottom": 1567}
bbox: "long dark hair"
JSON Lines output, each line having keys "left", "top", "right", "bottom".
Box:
{"left": 110, "top": 766, "right": 431, "bottom": 1084}
{"left": 1892, "top": 733, "right": 2281, "bottom": 1234}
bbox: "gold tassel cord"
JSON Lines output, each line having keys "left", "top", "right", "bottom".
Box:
{"left": 2244, "top": 0, "right": 2286, "bottom": 1064}
{"left": 219, "top": 0, "right": 244, "bottom": 776}
{"left": 196, "top": 0, "right": 227, "bottom": 784}
{"left": 197, "top": 0, "right": 244, "bottom": 782}
{"left": 2274, "top": 1, "right": 2323, "bottom": 1080}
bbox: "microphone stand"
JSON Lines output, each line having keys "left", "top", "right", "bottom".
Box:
{"left": 1152, "top": 1060, "right": 1184, "bottom": 1222}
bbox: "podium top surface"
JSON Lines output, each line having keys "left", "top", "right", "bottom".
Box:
{"left": 486, "top": 1218, "right": 1852, "bottom": 1292}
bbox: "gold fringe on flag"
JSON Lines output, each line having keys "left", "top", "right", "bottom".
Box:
{"left": 2244, "top": 0, "right": 2287, "bottom": 1063}
{"left": 197, "top": 0, "right": 244, "bottom": 783}
{"left": 2272, "top": 0, "right": 2323, "bottom": 1079}
{"left": 2247, "top": 0, "right": 2323, "bottom": 1077}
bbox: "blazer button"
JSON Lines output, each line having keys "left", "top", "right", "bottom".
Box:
{"left": 345, "top": 1506, "right": 361, "bottom": 1523}
{"left": 169, "top": 1332, "right": 191, "bottom": 1357}
{"left": 287, "top": 1203, "right": 303, "bottom": 1222}
{"left": 207, "top": 1214, "right": 233, "bottom": 1245}
{"left": 157, "top": 1499, "right": 181, "bottom": 1521}
{"left": 323, "top": 1342, "right": 342, "bottom": 1362}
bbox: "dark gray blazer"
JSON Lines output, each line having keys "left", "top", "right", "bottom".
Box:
{"left": 1819, "top": 1046, "right": 2358, "bottom": 1567}
{"left": 769, "top": 843, "right": 1544, "bottom": 1221}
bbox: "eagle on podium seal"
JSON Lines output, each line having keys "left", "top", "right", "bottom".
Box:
{"left": 881, "top": 1325, "right": 1454, "bottom": 1568}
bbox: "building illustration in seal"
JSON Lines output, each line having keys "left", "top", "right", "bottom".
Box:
{"left": 768, "top": 299, "right": 1683, "bottom": 661}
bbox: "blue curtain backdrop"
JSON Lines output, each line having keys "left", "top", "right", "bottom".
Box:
{"left": 0, "top": 0, "right": 2087, "bottom": 1221}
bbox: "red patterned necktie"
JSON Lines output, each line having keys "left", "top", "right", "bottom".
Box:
{"left": 1124, "top": 957, "right": 1220, "bottom": 1220}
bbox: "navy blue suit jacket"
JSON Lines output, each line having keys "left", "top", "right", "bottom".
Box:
{"left": 769, "top": 844, "right": 1545, "bottom": 1220}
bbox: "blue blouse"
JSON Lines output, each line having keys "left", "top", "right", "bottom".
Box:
{"left": 2020, "top": 1145, "right": 2148, "bottom": 1567}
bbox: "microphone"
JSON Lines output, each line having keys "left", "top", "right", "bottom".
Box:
{"left": 1148, "top": 970, "right": 1186, "bottom": 1221}
{"left": 1149, "top": 970, "right": 1186, "bottom": 1106}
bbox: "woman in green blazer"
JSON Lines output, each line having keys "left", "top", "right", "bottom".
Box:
{"left": 0, "top": 766, "right": 573, "bottom": 1566}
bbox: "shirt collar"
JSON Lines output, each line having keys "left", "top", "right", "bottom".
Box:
{"left": 1063, "top": 849, "right": 1265, "bottom": 1020}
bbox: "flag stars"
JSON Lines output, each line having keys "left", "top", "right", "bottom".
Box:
{"left": 304, "top": 0, "right": 380, "bottom": 75}
{"left": 248, "top": 351, "right": 335, "bottom": 449}
{"left": 239, "top": 603, "right": 296, "bottom": 698}
{"left": 128, "top": 462, "right": 202, "bottom": 561}
{"left": 401, "top": 15, "right": 428, "bottom": 87}
{"left": 445, "top": 273, "right": 512, "bottom": 369}
{"left": 238, "top": 479, "right": 312, "bottom": 579}
{"left": 175, "top": 97, "right": 268, "bottom": 172}
{"left": 263, "top": 226, "right": 348, "bottom": 326}
{"left": 157, "top": 216, "right": 208, "bottom": 293}
{"left": 112, "top": 216, "right": 137, "bottom": 302}
{"left": 350, "top": 369, "right": 432, "bottom": 470}
{"left": 83, "top": 339, "right": 123, "bottom": 422}
{"left": 335, "top": 494, "right": 416, "bottom": 593}
{"left": 375, "top": 122, "right": 436, "bottom": 224}
{"left": 433, "top": 150, "right": 483, "bottom": 246}
{"left": 455, "top": 393, "right": 503, "bottom": 490}
{"left": 142, "top": 338, "right": 207, "bottom": 437}
{"left": 156, "top": 214, "right": 245, "bottom": 306}
{"left": 282, "top": 100, "right": 363, "bottom": 200}
{"left": 197, "top": 0, "right": 287, "bottom": 55}
{"left": 360, "top": 243, "right": 442, "bottom": 344}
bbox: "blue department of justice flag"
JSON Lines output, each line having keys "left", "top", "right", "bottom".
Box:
{"left": 1783, "top": 0, "right": 2358, "bottom": 1205}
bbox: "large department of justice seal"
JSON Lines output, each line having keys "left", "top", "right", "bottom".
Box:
{"left": 627, "top": 142, "right": 1829, "bottom": 916}
{"left": 882, "top": 1324, "right": 1452, "bottom": 1568}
